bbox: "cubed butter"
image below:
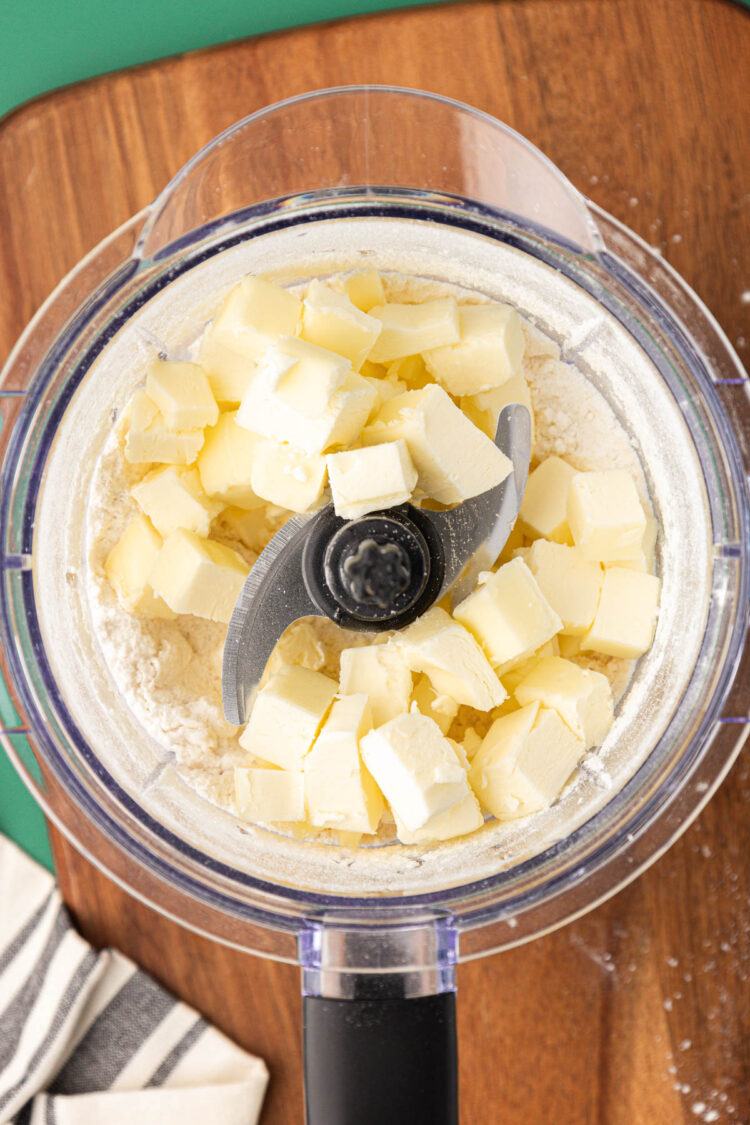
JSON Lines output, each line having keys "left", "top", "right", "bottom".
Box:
{"left": 360, "top": 712, "right": 472, "bottom": 833}
{"left": 239, "top": 664, "right": 337, "bottom": 769}
{"left": 261, "top": 335, "right": 351, "bottom": 417}
{"left": 469, "top": 703, "right": 585, "bottom": 821}
{"left": 514, "top": 656, "right": 614, "bottom": 747}
{"left": 423, "top": 303, "right": 525, "bottom": 396}
{"left": 461, "top": 373, "right": 534, "bottom": 443}
{"left": 104, "top": 515, "right": 175, "bottom": 618}
{"left": 338, "top": 642, "right": 413, "bottom": 727}
{"left": 145, "top": 360, "right": 218, "bottom": 430}
{"left": 567, "top": 470, "right": 647, "bottom": 562}
{"left": 217, "top": 505, "right": 284, "bottom": 553}
{"left": 499, "top": 638, "right": 559, "bottom": 695}
{"left": 304, "top": 694, "right": 384, "bottom": 833}
{"left": 198, "top": 334, "right": 256, "bottom": 406}
{"left": 367, "top": 298, "right": 460, "bottom": 363}
{"left": 131, "top": 466, "right": 222, "bottom": 538}
{"left": 362, "top": 384, "right": 512, "bottom": 504}
{"left": 301, "top": 281, "right": 382, "bottom": 371}
{"left": 394, "top": 790, "right": 483, "bottom": 843}
{"left": 237, "top": 370, "right": 377, "bottom": 455}
{"left": 411, "top": 674, "right": 460, "bottom": 735}
{"left": 524, "top": 539, "right": 603, "bottom": 636}
{"left": 251, "top": 440, "right": 327, "bottom": 512}
{"left": 396, "top": 607, "right": 506, "bottom": 710}
{"left": 344, "top": 269, "right": 386, "bottom": 313}
{"left": 363, "top": 375, "right": 404, "bottom": 421}
{"left": 125, "top": 390, "right": 204, "bottom": 465}
{"left": 612, "top": 515, "right": 658, "bottom": 573}
{"left": 518, "top": 456, "right": 577, "bottom": 543}
{"left": 581, "top": 566, "right": 661, "bottom": 657}
{"left": 202, "top": 276, "right": 302, "bottom": 364}
{"left": 197, "top": 410, "right": 265, "bottom": 509}
{"left": 149, "top": 528, "right": 250, "bottom": 623}
{"left": 326, "top": 440, "right": 417, "bottom": 519}
{"left": 386, "top": 354, "right": 431, "bottom": 390}
{"left": 234, "top": 767, "right": 305, "bottom": 822}
{"left": 454, "top": 558, "right": 562, "bottom": 672}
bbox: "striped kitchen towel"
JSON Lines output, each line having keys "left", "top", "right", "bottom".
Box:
{"left": 0, "top": 835, "right": 268, "bottom": 1125}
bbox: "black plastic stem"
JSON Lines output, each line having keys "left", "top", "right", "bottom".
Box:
{"left": 303, "top": 993, "right": 458, "bottom": 1125}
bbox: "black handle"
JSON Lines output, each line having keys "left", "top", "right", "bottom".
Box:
{"left": 303, "top": 992, "right": 458, "bottom": 1125}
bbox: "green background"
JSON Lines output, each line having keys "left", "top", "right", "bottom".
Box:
{"left": 0, "top": 0, "right": 436, "bottom": 872}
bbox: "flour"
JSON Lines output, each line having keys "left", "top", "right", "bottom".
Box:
{"left": 85, "top": 271, "right": 643, "bottom": 824}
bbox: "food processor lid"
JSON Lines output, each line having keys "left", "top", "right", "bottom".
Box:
{"left": 222, "top": 402, "right": 531, "bottom": 725}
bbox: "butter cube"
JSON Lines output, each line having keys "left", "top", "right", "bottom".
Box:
{"left": 362, "top": 385, "right": 512, "bottom": 504}
{"left": 145, "top": 360, "right": 219, "bottom": 430}
{"left": 612, "top": 515, "right": 658, "bottom": 573}
{"left": 524, "top": 540, "right": 603, "bottom": 636}
{"left": 453, "top": 558, "right": 562, "bottom": 671}
{"left": 234, "top": 767, "right": 305, "bottom": 822}
{"left": 339, "top": 642, "right": 413, "bottom": 726}
{"left": 363, "top": 375, "right": 404, "bottom": 421}
{"left": 301, "top": 281, "right": 382, "bottom": 371}
{"left": 396, "top": 607, "right": 506, "bottom": 710}
{"left": 125, "top": 390, "right": 205, "bottom": 465}
{"left": 149, "top": 528, "right": 250, "bottom": 623}
{"left": 345, "top": 269, "right": 386, "bottom": 313}
{"left": 197, "top": 411, "right": 265, "bottom": 509}
{"left": 239, "top": 665, "right": 337, "bottom": 769}
{"left": 251, "top": 440, "right": 327, "bottom": 512}
{"left": 461, "top": 373, "right": 534, "bottom": 443}
{"left": 581, "top": 566, "right": 661, "bottom": 657}
{"left": 217, "top": 505, "right": 285, "bottom": 553}
{"left": 261, "top": 336, "right": 350, "bottom": 417}
{"left": 237, "top": 371, "right": 377, "bottom": 455}
{"left": 304, "top": 694, "right": 385, "bottom": 833}
{"left": 104, "top": 515, "right": 175, "bottom": 618}
{"left": 326, "top": 440, "right": 417, "bottom": 519}
{"left": 567, "top": 470, "right": 647, "bottom": 563}
{"left": 499, "top": 639, "right": 559, "bottom": 695}
{"left": 367, "top": 298, "right": 460, "bottom": 363}
{"left": 202, "top": 274, "right": 301, "bottom": 364}
{"left": 131, "top": 466, "right": 222, "bottom": 538}
{"left": 411, "top": 674, "right": 459, "bottom": 735}
{"left": 514, "top": 656, "right": 614, "bottom": 747}
{"left": 423, "top": 303, "right": 525, "bottom": 396}
{"left": 394, "top": 791, "right": 483, "bottom": 843}
{"left": 360, "top": 712, "right": 472, "bottom": 832}
{"left": 386, "top": 354, "right": 431, "bottom": 390}
{"left": 518, "top": 456, "right": 577, "bottom": 543}
{"left": 198, "top": 334, "right": 256, "bottom": 406}
{"left": 469, "top": 703, "right": 585, "bottom": 821}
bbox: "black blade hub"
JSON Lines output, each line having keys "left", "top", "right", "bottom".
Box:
{"left": 302, "top": 505, "right": 446, "bottom": 631}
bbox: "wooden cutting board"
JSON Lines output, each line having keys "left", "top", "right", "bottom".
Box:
{"left": 2, "top": 2, "right": 749, "bottom": 1121}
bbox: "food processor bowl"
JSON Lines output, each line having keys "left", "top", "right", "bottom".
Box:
{"left": 1, "top": 88, "right": 748, "bottom": 1123}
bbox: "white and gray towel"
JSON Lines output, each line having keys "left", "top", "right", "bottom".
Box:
{"left": 0, "top": 835, "right": 268, "bottom": 1125}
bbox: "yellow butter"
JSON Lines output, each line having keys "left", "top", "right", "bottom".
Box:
{"left": 200, "top": 275, "right": 302, "bottom": 380}
{"left": 338, "top": 642, "right": 413, "bottom": 727}
{"left": 410, "top": 674, "right": 460, "bottom": 735}
{"left": 396, "top": 607, "right": 506, "bottom": 711}
{"left": 251, "top": 440, "right": 327, "bottom": 513}
{"left": 197, "top": 410, "right": 265, "bottom": 509}
{"left": 344, "top": 268, "right": 386, "bottom": 313}
{"left": 104, "top": 515, "right": 175, "bottom": 618}
{"left": 454, "top": 558, "right": 562, "bottom": 672}
{"left": 239, "top": 664, "right": 337, "bottom": 770}
{"left": 301, "top": 280, "right": 382, "bottom": 371}
{"left": 145, "top": 360, "right": 218, "bottom": 430}
{"left": 304, "top": 694, "right": 384, "bottom": 834}
{"left": 394, "top": 790, "right": 483, "bottom": 843}
{"left": 326, "top": 439, "right": 417, "bottom": 519}
{"left": 567, "top": 469, "right": 647, "bottom": 563}
{"left": 518, "top": 455, "right": 577, "bottom": 543}
{"left": 362, "top": 384, "right": 512, "bottom": 505}
{"left": 124, "top": 390, "right": 204, "bottom": 465}
{"left": 149, "top": 528, "right": 250, "bottom": 623}
{"left": 131, "top": 466, "right": 222, "bottom": 538}
{"left": 461, "top": 373, "right": 535, "bottom": 443}
{"left": 263, "top": 335, "right": 351, "bottom": 417}
{"left": 514, "top": 656, "right": 614, "bottom": 747}
{"left": 581, "top": 566, "right": 661, "bottom": 657}
{"left": 234, "top": 767, "right": 305, "bottom": 822}
{"left": 367, "top": 298, "right": 460, "bottom": 363}
{"left": 423, "top": 303, "right": 525, "bottom": 396}
{"left": 524, "top": 539, "right": 603, "bottom": 636}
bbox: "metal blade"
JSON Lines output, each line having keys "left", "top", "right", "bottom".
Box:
{"left": 418, "top": 404, "right": 531, "bottom": 606}
{"left": 222, "top": 512, "right": 324, "bottom": 725}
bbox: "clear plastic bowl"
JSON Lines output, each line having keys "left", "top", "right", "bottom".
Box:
{"left": 1, "top": 88, "right": 748, "bottom": 970}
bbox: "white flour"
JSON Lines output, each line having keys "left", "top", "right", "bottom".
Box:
{"left": 85, "top": 273, "right": 643, "bottom": 819}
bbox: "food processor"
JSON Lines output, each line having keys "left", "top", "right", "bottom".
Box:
{"left": 1, "top": 87, "right": 748, "bottom": 1124}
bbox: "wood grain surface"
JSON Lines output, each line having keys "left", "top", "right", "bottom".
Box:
{"left": 2, "top": 1, "right": 749, "bottom": 1122}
